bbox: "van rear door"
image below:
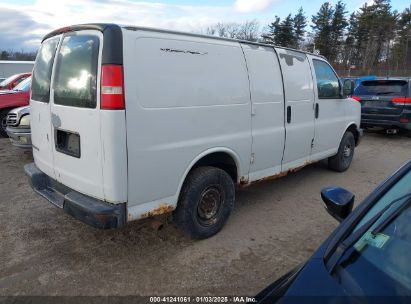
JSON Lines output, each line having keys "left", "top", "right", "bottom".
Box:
{"left": 49, "top": 30, "right": 104, "bottom": 200}
{"left": 31, "top": 36, "right": 60, "bottom": 179}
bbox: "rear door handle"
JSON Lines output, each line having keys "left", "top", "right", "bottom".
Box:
{"left": 51, "top": 112, "right": 61, "bottom": 128}
{"left": 287, "top": 106, "right": 291, "bottom": 124}
{"left": 315, "top": 103, "right": 319, "bottom": 119}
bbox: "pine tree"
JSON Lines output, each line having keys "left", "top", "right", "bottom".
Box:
{"left": 293, "top": 7, "right": 307, "bottom": 49}
{"left": 275, "top": 14, "right": 296, "bottom": 47}
{"left": 263, "top": 16, "right": 281, "bottom": 45}
{"left": 311, "top": 2, "right": 334, "bottom": 59}
{"left": 330, "top": 1, "right": 348, "bottom": 63}
{"left": 263, "top": 14, "right": 296, "bottom": 48}
{"left": 390, "top": 6, "right": 411, "bottom": 74}
{"left": 353, "top": 0, "right": 397, "bottom": 72}
{"left": 343, "top": 13, "right": 359, "bottom": 67}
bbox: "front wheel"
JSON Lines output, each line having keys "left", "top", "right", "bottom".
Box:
{"left": 0, "top": 110, "right": 10, "bottom": 138}
{"left": 173, "top": 166, "right": 235, "bottom": 239}
{"left": 328, "top": 131, "right": 355, "bottom": 172}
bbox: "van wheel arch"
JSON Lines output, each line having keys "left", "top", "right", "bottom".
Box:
{"left": 189, "top": 151, "right": 239, "bottom": 183}
{"left": 345, "top": 124, "right": 360, "bottom": 146}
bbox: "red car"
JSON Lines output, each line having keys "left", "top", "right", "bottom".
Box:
{"left": 0, "top": 77, "right": 31, "bottom": 137}
{"left": 0, "top": 73, "right": 31, "bottom": 90}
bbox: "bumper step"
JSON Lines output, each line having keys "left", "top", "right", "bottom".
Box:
{"left": 24, "top": 163, "right": 126, "bottom": 229}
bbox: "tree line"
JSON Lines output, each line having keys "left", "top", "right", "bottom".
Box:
{"left": 2, "top": 0, "right": 409, "bottom": 76}
{"left": 205, "top": 0, "right": 410, "bottom": 76}
{"left": 0, "top": 50, "right": 36, "bottom": 61}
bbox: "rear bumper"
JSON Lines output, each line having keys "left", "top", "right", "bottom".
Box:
{"left": 6, "top": 126, "right": 31, "bottom": 149}
{"left": 24, "top": 163, "right": 126, "bottom": 229}
{"left": 361, "top": 119, "right": 411, "bottom": 130}
{"left": 361, "top": 112, "right": 411, "bottom": 130}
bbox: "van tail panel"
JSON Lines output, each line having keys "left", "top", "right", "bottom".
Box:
{"left": 100, "top": 110, "right": 128, "bottom": 203}
{"left": 31, "top": 26, "right": 127, "bottom": 204}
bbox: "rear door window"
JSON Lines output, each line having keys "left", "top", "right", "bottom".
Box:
{"left": 31, "top": 37, "right": 59, "bottom": 102}
{"left": 355, "top": 81, "right": 408, "bottom": 96}
{"left": 53, "top": 35, "right": 99, "bottom": 108}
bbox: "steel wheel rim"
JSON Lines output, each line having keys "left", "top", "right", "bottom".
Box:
{"left": 343, "top": 143, "right": 352, "bottom": 158}
{"left": 197, "top": 185, "right": 224, "bottom": 226}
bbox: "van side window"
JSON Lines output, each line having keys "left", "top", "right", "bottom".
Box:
{"left": 313, "top": 59, "right": 340, "bottom": 99}
{"left": 31, "top": 38, "right": 59, "bottom": 103}
{"left": 54, "top": 35, "right": 99, "bottom": 108}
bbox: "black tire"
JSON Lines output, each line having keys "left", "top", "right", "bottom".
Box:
{"left": 0, "top": 110, "right": 10, "bottom": 138}
{"left": 173, "top": 166, "right": 235, "bottom": 239}
{"left": 328, "top": 131, "right": 355, "bottom": 172}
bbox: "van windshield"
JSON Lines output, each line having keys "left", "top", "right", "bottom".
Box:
{"left": 53, "top": 35, "right": 99, "bottom": 108}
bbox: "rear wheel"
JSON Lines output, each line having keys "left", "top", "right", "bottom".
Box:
{"left": 173, "top": 166, "right": 235, "bottom": 239}
{"left": 328, "top": 131, "right": 355, "bottom": 172}
{"left": 0, "top": 110, "right": 10, "bottom": 138}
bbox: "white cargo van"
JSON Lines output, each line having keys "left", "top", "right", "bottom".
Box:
{"left": 25, "top": 24, "right": 361, "bottom": 239}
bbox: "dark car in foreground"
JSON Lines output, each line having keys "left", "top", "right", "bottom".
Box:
{"left": 0, "top": 76, "right": 31, "bottom": 137}
{"left": 353, "top": 78, "right": 411, "bottom": 135}
{"left": 257, "top": 159, "right": 411, "bottom": 303}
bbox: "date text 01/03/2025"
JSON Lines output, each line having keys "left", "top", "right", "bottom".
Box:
{"left": 149, "top": 296, "right": 257, "bottom": 303}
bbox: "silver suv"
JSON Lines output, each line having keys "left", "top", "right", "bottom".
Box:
{"left": 6, "top": 106, "right": 31, "bottom": 149}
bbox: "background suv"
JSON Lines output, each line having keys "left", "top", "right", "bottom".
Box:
{"left": 353, "top": 78, "right": 411, "bottom": 135}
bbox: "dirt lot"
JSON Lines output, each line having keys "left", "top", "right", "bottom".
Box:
{"left": 0, "top": 132, "right": 410, "bottom": 296}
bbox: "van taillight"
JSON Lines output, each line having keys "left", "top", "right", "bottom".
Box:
{"left": 392, "top": 97, "right": 411, "bottom": 105}
{"left": 101, "top": 64, "right": 125, "bottom": 110}
{"left": 352, "top": 96, "right": 361, "bottom": 102}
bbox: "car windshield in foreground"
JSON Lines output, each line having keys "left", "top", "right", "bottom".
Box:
{"left": 335, "top": 197, "right": 411, "bottom": 296}
{"left": 13, "top": 77, "right": 31, "bottom": 92}
{"left": 355, "top": 80, "right": 408, "bottom": 97}
{"left": 330, "top": 170, "right": 411, "bottom": 296}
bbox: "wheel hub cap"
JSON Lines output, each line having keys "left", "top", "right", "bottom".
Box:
{"left": 198, "top": 187, "right": 222, "bottom": 221}
{"left": 343, "top": 144, "right": 352, "bottom": 158}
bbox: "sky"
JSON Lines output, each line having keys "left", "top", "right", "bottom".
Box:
{"left": 0, "top": 0, "right": 409, "bottom": 51}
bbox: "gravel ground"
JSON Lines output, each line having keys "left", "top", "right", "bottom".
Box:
{"left": 0, "top": 132, "right": 410, "bottom": 296}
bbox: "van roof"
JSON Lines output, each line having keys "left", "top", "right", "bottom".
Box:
{"left": 42, "top": 23, "right": 326, "bottom": 60}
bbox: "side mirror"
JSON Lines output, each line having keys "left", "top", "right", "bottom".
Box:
{"left": 321, "top": 187, "right": 355, "bottom": 222}
{"left": 343, "top": 79, "right": 355, "bottom": 97}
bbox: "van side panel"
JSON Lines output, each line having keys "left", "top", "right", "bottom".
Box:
{"left": 241, "top": 44, "right": 285, "bottom": 181}
{"left": 123, "top": 29, "right": 252, "bottom": 208}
